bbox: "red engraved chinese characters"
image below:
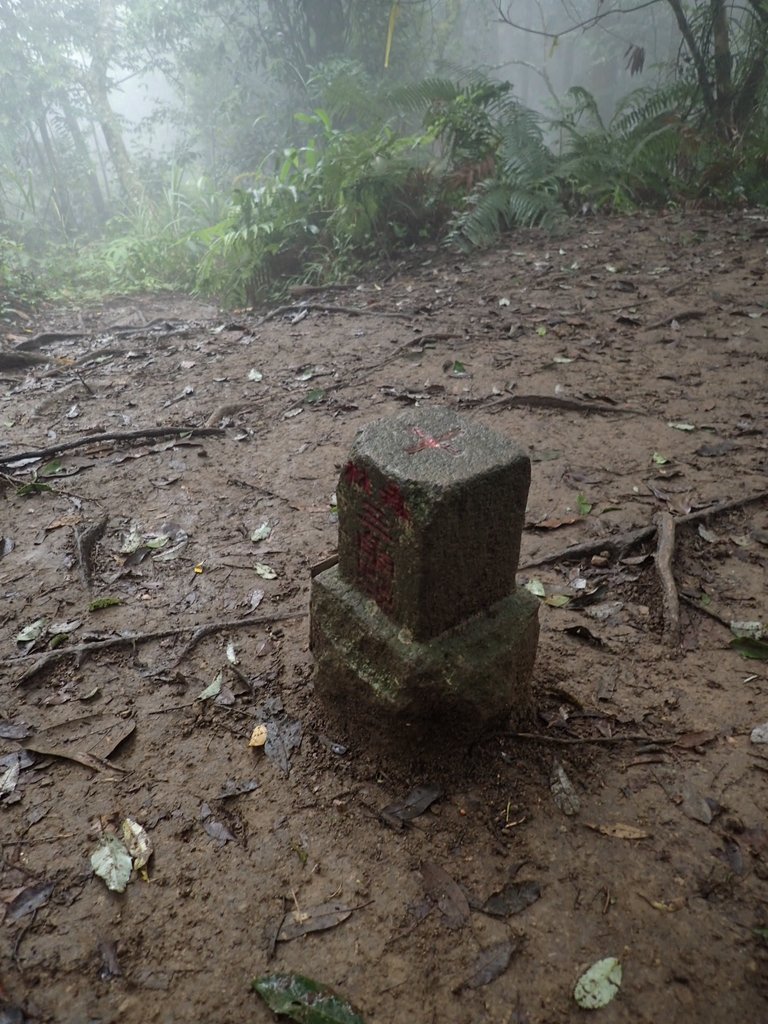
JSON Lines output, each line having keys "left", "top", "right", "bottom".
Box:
{"left": 357, "top": 497, "right": 395, "bottom": 611}
{"left": 343, "top": 461, "right": 371, "bottom": 493}
{"left": 380, "top": 482, "right": 410, "bottom": 521}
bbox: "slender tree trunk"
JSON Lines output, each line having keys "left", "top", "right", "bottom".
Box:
{"left": 665, "top": 0, "right": 717, "bottom": 115}
{"left": 711, "top": 0, "right": 733, "bottom": 136}
{"left": 36, "top": 115, "right": 74, "bottom": 231}
{"left": 60, "top": 95, "right": 108, "bottom": 226}
{"left": 732, "top": 42, "right": 768, "bottom": 129}
{"left": 86, "top": 0, "right": 144, "bottom": 204}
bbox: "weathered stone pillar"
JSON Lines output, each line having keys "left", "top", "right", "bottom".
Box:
{"left": 310, "top": 407, "right": 539, "bottom": 742}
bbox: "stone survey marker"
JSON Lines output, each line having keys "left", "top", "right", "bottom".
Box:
{"left": 310, "top": 407, "right": 539, "bottom": 738}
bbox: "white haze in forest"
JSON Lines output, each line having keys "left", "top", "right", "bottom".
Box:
{"left": 110, "top": 1, "right": 680, "bottom": 164}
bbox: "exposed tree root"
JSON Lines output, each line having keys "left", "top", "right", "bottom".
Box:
{"left": 483, "top": 394, "right": 639, "bottom": 415}
{"left": 520, "top": 488, "right": 768, "bottom": 569}
{"left": 256, "top": 302, "right": 411, "bottom": 325}
{"left": 654, "top": 511, "right": 680, "bottom": 647}
{"left": 75, "top": 515, "right": 108, "bottom": 590}
{"left": 0, "top": 426, "right": 225, "bottom": 468}
{"left": 486, "top": 732, "right": 677, "bottom": 746}
{"left": 10, "top": 611, "right": 306, "bottom": 686}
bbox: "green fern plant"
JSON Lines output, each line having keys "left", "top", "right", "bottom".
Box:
{"left": 194, "top": 107, "right": 439, "bottom": 304}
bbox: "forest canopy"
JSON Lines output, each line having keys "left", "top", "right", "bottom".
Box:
{"left": 1, "top": 0, "right": 766, "bottom": 307}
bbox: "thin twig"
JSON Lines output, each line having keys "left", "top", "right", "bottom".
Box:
{"left": 679, "top": 593, "right": 731, "bottom": 628}
{"left": 654, "top": 511, "right": 680, "bottom": 647}
{"left": 0, "top": 426, "right": 225, "bottom": 468}
{"left": 256, "top": 302, "right": 411, "bottom": 326}
{"left": 520, "top": 488, "right": 768, "bottom": 569}
{"left": 10, "top": 611, "right": 306, "bottom": 686}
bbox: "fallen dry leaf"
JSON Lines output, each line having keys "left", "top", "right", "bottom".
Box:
{"left": 586, "top": 823, "right": 651, "bottom": 840}
{"left": 638, "top": 892, "right": 686, "bottom": 912}
{"left": 249, "top": 724, "right": 268, "bottom": 747}
{"left": 420, "top": 862, "right": 470, "bottom": 929}
{"left": 675, "top": 730, "right": 718, "bottom": 750}
{"left": 277, "top": 900, "right": 355, "bottom": 942}
{"left": 453, "top": 938, "right": 520, "bottom": 992}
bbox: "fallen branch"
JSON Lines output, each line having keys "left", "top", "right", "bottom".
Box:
{"left": 488, "top": 732, "right": 677, "bottom": 746}
{"left": 654, "top": 511, "right": 680, "bottom": 647}
{"left": 15, "top": 331, "right": 87, "bottom": 351}
{"left": 287, "top": 283, "right": 349, "bottom": 297}
{"left": 11, "top": 611, "right": 306, "bottom": 686}
{"left": 520, "top": 488, "right": 768, "bottom": 569}
{"left": 483, "top": 394, "right": 639, "bottom": 416}
{"left": 256, "top": 302, "right": 411, "bottom": 326}
{"left": 0, "top": 426, "right": 225, "bottom": 468}
{"left": 645, "top": 309, "right": 706, "bottom": 330}
{"left": 0, "top": 351, "right": 49, "bottom": 371}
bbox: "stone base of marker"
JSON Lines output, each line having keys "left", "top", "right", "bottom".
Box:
{"left": 311, "top": 567, "right": 539, "bottom": 742}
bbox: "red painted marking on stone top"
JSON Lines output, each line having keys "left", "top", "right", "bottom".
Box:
{"left": 404, "top": 426, "right": 462, "bottom": 457}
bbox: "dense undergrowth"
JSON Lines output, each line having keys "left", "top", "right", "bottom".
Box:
{"left": 3, "top": 70, "right": 767, "bottom": 313}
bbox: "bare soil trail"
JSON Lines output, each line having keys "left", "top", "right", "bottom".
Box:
{"left": 1, "top": 209, "right": 767, "bottom": 1024}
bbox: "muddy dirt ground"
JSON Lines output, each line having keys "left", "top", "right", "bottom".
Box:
{"left": 1, "top": 209, "right": 767, "bottom": 1024}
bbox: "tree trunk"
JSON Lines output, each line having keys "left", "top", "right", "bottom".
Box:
{"left": 665, "top": 0, "right": 717, "bottom": 115}
{"left": 60, "top": 95, "right": 109, "bottom": 226}
{"left": 711, "top": 0, "right": 733, "bottom": 136}
{"left": 36, "top": 115, "right": 74, "bottom": 231}
{"left": 86, "top": 0, "right": 144, "bottom": 205}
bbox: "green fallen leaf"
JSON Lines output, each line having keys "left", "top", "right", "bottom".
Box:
{"left": 39, "top": 459, "right": 65, "bottom": 477}
{"left": 525, "top": 579, "right": 546, "bottom": 598}
{"left": 306, "top": 387, "right": 326, "bottom": 404}
{"left": 668, "top": 421, "right": 696, "bottom": 431}
{"left": 535, "top": 325, "right": 547, "bottom": 336}
{"left": 91, "top": 835, "right": 133, "bottom": 893}
{"left": 296, "top": 366, "right": 319, "bottom": 382}
{"left": 197, "top": 671, "right": 223, "bottom": 701}
{"left": 651, "top": 452, "right": 669, "bottom": 465}
{"left": 576, "top": 494, "right": 593, "bottom": 516}
{"left": 248, "top": 368, "right": 263, "bottom": 382}
{"left": 16, "top": 481, "right": 53, "bottom": 497}
{"left": 574, "top": 957, "right": 622, "bottom": 1010}
{"left": 16, "top": 619, "right": 46, "bottom": 643}
{"left": 730, "top": 636, "right": 768, "bottom": 661}
{"left": 544, "top": 594, "right": 570, "bottom": 608}
{"left": 88, "top": 597, "right": 122, "bottom": 611}
{"left": 255, "top": 562, "right": 278, "bottom": 580}
{"left": 251, "top": 522, "right": 272, "bottom": 543}
{"left": 253, "top": 973, "right": 365, "bottom": 1024}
